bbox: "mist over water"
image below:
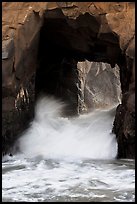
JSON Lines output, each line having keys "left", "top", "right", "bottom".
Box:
{"left": 18, "top": 96, "right": 118, "bottom": 160}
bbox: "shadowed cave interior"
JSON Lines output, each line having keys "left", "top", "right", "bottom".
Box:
{"left": 35, "top": 9, "right": 123, "bottom": 116}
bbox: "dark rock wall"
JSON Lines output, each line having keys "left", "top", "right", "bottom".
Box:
{"left": 2, "top": 10, "right": 42, "bottom": 155}
{"left": 113, "top": 56, "right": 135, "bottom": 159}
{"left": 2, "top": 75, "right": 35, "bottom": 155}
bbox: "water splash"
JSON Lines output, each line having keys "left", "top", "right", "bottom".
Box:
{"left": 18, "top": 96, "right": 118, "bottom": 160}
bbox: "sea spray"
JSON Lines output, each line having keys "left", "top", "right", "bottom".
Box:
{"left": 3, "top": 97, "right": 134, "bottom": 202}
{"left": 18, "top": 96, "right": 118, "bottom": 160}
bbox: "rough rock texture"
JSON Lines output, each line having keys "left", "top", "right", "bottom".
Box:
{"left": 77, "top": 61, "right": 121, "bottom": 113}
{"left": 2, "top": 2, "right": 135, "bottom": 158}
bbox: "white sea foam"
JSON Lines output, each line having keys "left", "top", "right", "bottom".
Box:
{"left": 2, "top": 97, "right": 135, "bottom": 202}
{"left": 18, "top": 96, "right": 118, "bottom": 160}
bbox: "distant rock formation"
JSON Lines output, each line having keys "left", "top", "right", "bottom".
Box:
{"left": 77, "top": 61, "right": 121, "bottom": 113}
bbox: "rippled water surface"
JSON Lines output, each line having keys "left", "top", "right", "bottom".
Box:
{"left": 2, "top": 156, "right": 135, "bottom": 202}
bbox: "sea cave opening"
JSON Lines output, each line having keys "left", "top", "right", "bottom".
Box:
{"left": 35, "top": 9, "right": 123, "bottom": 117}
{"left": 2, "top": 5, "right": 134, "bottom": 160}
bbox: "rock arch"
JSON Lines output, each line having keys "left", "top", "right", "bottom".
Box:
{"left": 2, "top": 2, "right": 135, "bottom": 158}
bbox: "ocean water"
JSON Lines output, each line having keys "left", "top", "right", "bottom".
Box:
{"left": 2, "top": 97, "right": 135, "bottom": 202}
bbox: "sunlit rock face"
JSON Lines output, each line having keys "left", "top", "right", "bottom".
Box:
{"left": 2, "top": 2, "right": 135, "bottom": 158}
{"left": 77, "top": 61, "right": 121, "bottom": 113}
